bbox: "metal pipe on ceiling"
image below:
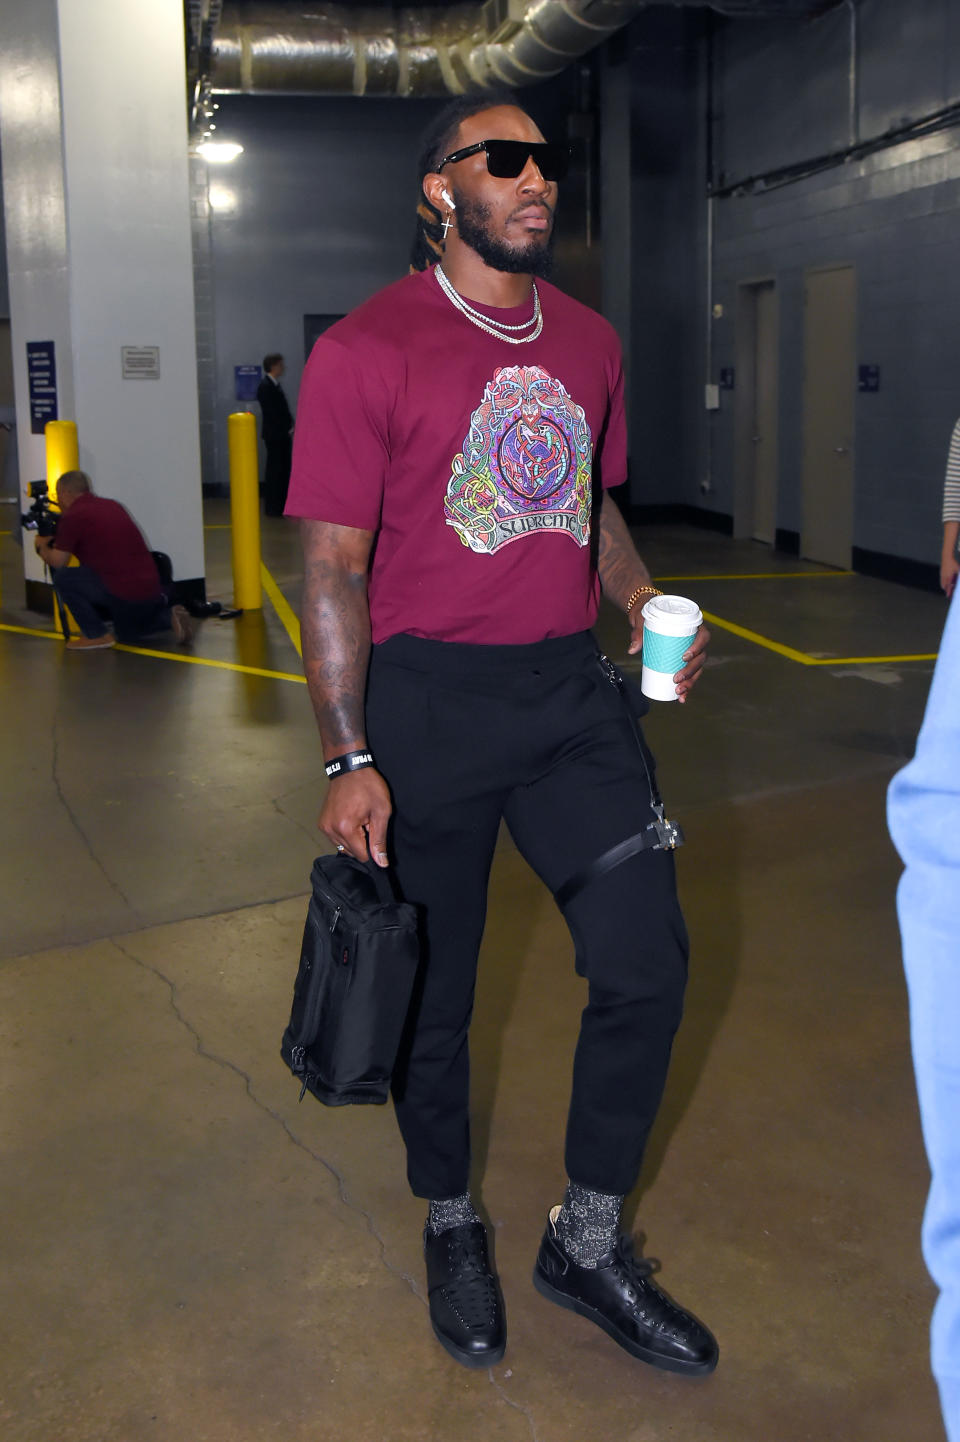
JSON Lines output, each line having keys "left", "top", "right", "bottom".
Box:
{"left": 207, "top": 0, "right": 827, "bottom": 101}
{"left": 210, "top": 2, "right": 650, "bottom": 99}
{"left": 482, "top": 1, "right": 651, "bottom": 89}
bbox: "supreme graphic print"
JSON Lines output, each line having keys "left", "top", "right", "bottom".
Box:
{"left": 444, "top": 366, "right": 593, "bottom": 555}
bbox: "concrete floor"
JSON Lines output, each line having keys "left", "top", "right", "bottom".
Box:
{"left": 0, "top": 505, "right": 948, "bottom": 1442}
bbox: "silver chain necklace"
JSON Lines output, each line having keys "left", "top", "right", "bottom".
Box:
{"left": 435, "top": 265, "right": 543, "bottom": 344}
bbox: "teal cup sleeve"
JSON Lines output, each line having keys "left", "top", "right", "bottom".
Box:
{"left": 642, "top": 629, "right": 696, "bottom": 675}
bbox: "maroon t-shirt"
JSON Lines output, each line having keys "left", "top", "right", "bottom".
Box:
{"left": 285, "top": 268, "right": 627, "bottom": 645}
{"left": 55, "top": 493, "right": 163, "bottom": 602}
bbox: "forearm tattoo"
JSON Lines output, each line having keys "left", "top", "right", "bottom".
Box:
{"left": 596, "top": 493, "right": 651, "bottom": 612}
{"left": 300, "top": 523, "right": 373, "bottom": 757}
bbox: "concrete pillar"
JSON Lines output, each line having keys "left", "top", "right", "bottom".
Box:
{"left": 0, "top": 0, "right": 205, "bottom": 605}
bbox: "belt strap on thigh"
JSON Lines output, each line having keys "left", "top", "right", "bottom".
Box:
{"left": 554, "top": 816, "right": 685, "bottom": 910}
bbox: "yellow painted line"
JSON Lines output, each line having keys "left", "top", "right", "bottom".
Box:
{"left": 204, "top": 524, "right": 232, "bottom": 530}
{"left": 658, "top": 571, "right": 855, "bottom": 581}
{"left": 701, "top": 611, "right": 937, "bottom": 665}
{"left": 114, "top": 641, "right": 306, "bottom": 682}
{"left": 2, "top": 555, "right": 307, "bottom": 676}
{"left": 806, "top": 653, "right": 938, "bottom": 665}
{"left": 700, "top": 609, "right": 816, "bottom": 664}
{"left": 260, "top": 560, "right": 302, "bottom": 657}
{"left": 2, "top": 610, "right": 935, "bottom": 676}
{"left": 0, "top": 620, "right": 306, "bottom": 683}
{"left": 0, "top": 621, "right": 60, "bottom": 641}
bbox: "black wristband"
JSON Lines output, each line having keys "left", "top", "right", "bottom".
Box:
{"left": 324, "top": 749, "right": 375, "bottom": 780}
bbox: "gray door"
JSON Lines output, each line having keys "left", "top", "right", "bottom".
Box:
{"left": 801, "top": 266, "right": 856, "bottom": 568}
{"left": 733, "top": 280, "right": 779, "bottom": 543}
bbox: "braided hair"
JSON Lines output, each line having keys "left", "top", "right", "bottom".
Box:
{"left": 410, "top": 87, "right": 518, "bottom": 273}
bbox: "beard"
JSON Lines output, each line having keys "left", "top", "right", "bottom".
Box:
{"left": 452, "top": 190, "right": 555, "bottom": 279}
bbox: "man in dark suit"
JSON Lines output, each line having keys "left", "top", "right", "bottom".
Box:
{"left": 256, "top": 353, "right": 294, "bottom": 517}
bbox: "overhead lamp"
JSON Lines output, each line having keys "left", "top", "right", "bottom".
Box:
{"left": 196, "top": 140, "right": 244, "bottom": 163}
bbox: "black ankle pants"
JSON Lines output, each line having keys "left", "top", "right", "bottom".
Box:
{"left": 365, "top": 630, "right": 689, "bottom": 1201}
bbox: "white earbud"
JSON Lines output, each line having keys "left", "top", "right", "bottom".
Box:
{"left": 441, "top": 189, "right": 455, "bottom": 209}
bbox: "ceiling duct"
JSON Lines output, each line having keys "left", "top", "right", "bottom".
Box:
{"left": 207, "top": 0, "right": 829, "bottom": 101}
{"left": 210, "top": 1, "right": 651, "bottom": 99}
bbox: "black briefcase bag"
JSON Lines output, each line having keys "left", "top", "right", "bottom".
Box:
{"left": 280, "top": 854, "right": 420, "bottom": 1106}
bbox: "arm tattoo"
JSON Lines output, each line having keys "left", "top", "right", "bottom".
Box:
{"left": 596, "top": 493, "right": 652, "bottom": 612}
{"left": 300, "top": 521, "right": 374, "bottom": 758}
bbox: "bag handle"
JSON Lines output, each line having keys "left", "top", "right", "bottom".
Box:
{"left": 596, "top": 652, "right": 664, "bottom": 811}
{"left": 361, "top": 855, "right": 398, "bottom": 905}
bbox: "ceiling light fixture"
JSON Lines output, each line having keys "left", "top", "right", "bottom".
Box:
{"left": 196, "top": 140, "right": 244, "bottom": 163}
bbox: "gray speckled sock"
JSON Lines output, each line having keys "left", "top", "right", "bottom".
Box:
{"left": 427, "top": 1193, "right": 481, "bottom": 1235}
{"left": 554, "top": 1181, "right": 623, "bottom": 1268}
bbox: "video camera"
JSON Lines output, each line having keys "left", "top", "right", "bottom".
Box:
{"left": 20, "top": 481, "right": 59, "bottom": 539}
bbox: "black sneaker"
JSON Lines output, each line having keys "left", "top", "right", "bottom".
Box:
{"left": 533, "top": 1206, "right": 718, "bottom": 1376}
{"left": 424, "top": 1221, "right": 506, "bottom": 1369}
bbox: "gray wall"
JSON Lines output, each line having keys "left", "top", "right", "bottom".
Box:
{"left": 0, "top": 147, "right": 8, "bottom": 320}
{"left": 616, "top": 10, "right": 704, "bottom": 507}
{"left": 699, "top": 0, "right": 960, "bottom": 568}
{"left": 202, "top": 95, "right": 439, "bottom": 489}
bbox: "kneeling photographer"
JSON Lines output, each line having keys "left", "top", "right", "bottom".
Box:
{"left": 32, "top": 469, "right": 193, "bottom": 652}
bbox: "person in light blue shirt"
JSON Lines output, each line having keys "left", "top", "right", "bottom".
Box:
{"left": 889, "top": 595, "right": 960, "bottom": 1442}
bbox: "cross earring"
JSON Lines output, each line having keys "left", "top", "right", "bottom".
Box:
{"left": 442, "top": 212, "right": 454, "bottom": 239}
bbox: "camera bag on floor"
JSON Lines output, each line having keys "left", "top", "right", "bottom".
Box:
{"left": 280, "top": 853, "right": 420, "bottom": 1106}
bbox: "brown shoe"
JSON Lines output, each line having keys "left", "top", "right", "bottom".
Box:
{"left": 66, "top": 634, "right": 115, "bottom": 652}
{"left": 171, "top": 604, "right": 195, "bottom": 646}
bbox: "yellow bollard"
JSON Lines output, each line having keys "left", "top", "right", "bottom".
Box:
{"left": 228, "top": 411, "right": 262, "bottom": 610}
{"left": 45, "top": 420, "right": 79, "bottom": 505}
{"left": 44, "top": 419, "right": 80, "bottom": 637}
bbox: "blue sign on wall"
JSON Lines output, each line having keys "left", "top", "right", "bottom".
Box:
{"left": 27, "top": 341, "right": 58, "bottom": 434}
{"left": 235, "top": 364, "right": 262, "bottom": 402}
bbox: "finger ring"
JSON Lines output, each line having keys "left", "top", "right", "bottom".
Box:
{"left": 336, "top": 844, "right": 346, "bottom": 853}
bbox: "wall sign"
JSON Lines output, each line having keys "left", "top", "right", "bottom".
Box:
{"left": 122, "top": 345, "right": 161, "bottom": 379}
{"left": 235, "top": 364, "right": 262, "bottom": 401}
{"left": 858, "top": 365, "right": 880, "bottom": 393}
{"left": 27, "top": 341, "right": 58, "bottom": 434}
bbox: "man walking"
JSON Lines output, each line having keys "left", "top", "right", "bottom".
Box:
{"left": 257, "top": 353, "right": 294, "bottom": 516}
{"left": 286, "top": 93, "right": 717, "bottom": 1375}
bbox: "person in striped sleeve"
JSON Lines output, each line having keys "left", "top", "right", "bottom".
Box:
{"left": 941, "top": 419, "right": 960, "bottom": 597}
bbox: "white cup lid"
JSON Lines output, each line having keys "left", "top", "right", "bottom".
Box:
{"left": 640, "top": 594, "right": 703, "bottom": 635}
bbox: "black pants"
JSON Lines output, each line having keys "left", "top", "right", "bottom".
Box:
{"left": 263, "top": 436, "right": 292, "bottom": 517}
{"left": 366, "top": 631, "right": 689, "bottom": 1201}
{"left": 53, "top": 565, "right": 169, "bottom": 643}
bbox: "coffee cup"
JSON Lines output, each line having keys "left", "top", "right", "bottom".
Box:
{"left": 640, "top": 594, "right": 703, "bottom": 701}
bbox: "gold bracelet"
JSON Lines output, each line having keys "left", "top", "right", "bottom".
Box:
{"left": 626, "top": 584, "right": 663, "bottom": 614}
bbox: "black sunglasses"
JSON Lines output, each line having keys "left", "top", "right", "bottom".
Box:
{"left": 437, "top": 138, "right": 568, "bottom": 183}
